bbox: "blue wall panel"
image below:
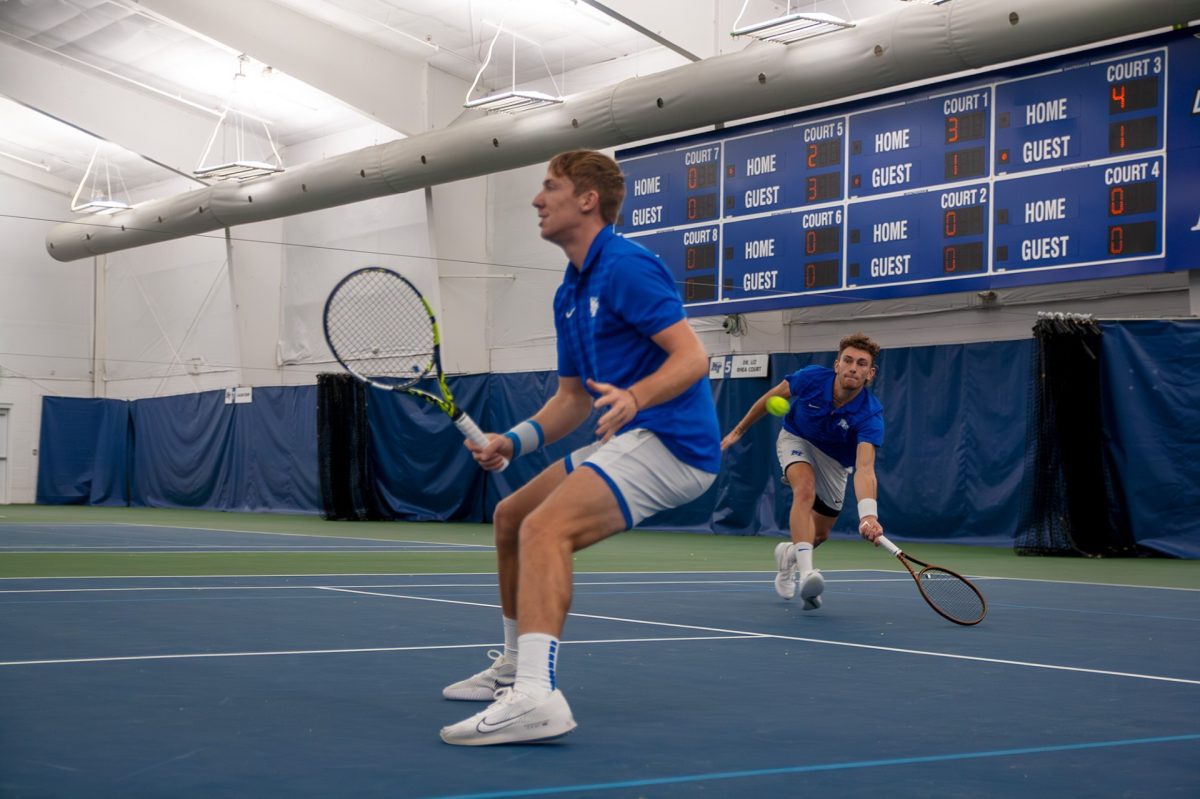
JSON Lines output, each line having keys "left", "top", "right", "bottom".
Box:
{"left": 36, "top": 397, "right": 131, "bottom": 506}
{"left": 366, "top": 376, "right": 490, "bottom": 522}
{"left": 32, "top": 329, "right": 1198, "bottom": 556}
{"left": 129, "top": 387, "right": 318, "bottom": 513}
{"left": 1100, "top": 320, "right": 1200, "bottom": 557}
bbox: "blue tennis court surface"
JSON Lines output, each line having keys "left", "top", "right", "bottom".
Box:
{"left": 2, "top": 569, "right": 1197, "bottom": 798}
{"left": 0, "top": 523, "right": 493, "bottom": 552}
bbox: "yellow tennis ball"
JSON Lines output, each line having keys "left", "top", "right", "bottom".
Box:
{"left": 765, "top": 396, "right": 790, "bottom": 416}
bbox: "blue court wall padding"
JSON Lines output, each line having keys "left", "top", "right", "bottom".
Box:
{"left": 36, "top": 397, "right": 131, "bottom": 506}
{"left": 129, "top": 387, "right": 319, "bottom": 513}
{"left": 866, "top": 341, "right": 1031, "bottom": 545}
{"left": 1099, "top": 320, "right": 1200, "bottom": 558}
{"left": 366, "top": 376, "right": 492, "bottom": 521}
{"left": 481, "top": 372, "right": 602, "bottom": 511}
{"left": 712, "top": 343, "right": 1031, "bottom": 545}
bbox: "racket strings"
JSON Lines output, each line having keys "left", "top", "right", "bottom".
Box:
{"left": 917, "top": 568, "right": 986, "bottom": 623}
{"left": 326, "top": 270, "right": 434, "bottom": 384}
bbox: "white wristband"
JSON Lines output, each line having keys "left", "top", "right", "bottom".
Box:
{"left": 503, "top": 420, "right": 544, "bottom": 458}
{"left": 857, "top": 498, "right": 878, "bottom": 520}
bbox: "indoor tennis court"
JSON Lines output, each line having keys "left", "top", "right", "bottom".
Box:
{"left": 2, "top": 508, "right": 1197, "bottom": 798}
{"left": 4, "top": 0, "right": 1200, "bottom": 797}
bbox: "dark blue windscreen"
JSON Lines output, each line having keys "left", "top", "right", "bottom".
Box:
{"left": 33, "top": 330, "right": 1196, "bottom": 557}
{"left": 129, "top": 388, "right": 318, "bottom": 512}
{"left": 36, "top": 397, "right": 131, "bottom": 506}
{"left": 366, "top": 376, "right": 490, "bottom": 521}
{"left": 1100, "top": 320, "right": 1200, "bottom": 557}
{"left": 708, "top": 343, "right": 1030, "bottom": 544}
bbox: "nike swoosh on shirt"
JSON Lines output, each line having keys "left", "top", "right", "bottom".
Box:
{"left": 565, "top": 308, "right": 575, "bottom": 317}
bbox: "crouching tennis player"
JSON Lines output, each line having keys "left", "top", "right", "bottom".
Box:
{"left": 440, "top": 149, "right": 721, "bottom": 745}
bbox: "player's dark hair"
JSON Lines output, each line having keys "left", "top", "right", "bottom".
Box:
{"left": 838, "top": 332, "right": 881, "bottom": 365}
{"left": 548, "top": 150, "right": 626, "bottom": 224}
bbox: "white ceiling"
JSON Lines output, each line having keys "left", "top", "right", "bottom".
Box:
{"left": 0, "top": 0, "right": 903, "bottom": 210}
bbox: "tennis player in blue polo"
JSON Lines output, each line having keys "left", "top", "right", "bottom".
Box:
{"left": 722, "top": 334, "right": 886, "bottom": 610}
{"left": 440, "top": 150, "right": 721, "bottom": 746}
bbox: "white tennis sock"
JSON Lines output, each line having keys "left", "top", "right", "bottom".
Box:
{"left": 514, "top": 633, "right": 558, "bottom": 699}
{"left": 794, "top": 542, "right": 815, "bottom": 575}
{"left": 502, "top": 616, "right": 518, "bottom": 664}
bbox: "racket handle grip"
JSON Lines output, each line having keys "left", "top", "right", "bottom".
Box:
{"left": 876, "top": 535, "right": 901, "bottom": 557}
{"left": 454, "top": 413, "right": 510, "bottom": 472}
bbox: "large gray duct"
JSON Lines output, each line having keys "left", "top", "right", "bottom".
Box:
{"left": 45, "top": 0, "right": 1200, "bottom": 261}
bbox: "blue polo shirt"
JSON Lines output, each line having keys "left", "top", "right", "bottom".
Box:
{"left": 554, "top": 226, "right": 721, "bottom": 474}
{"left": 782, "top": 365, "right": 884, "bottom": 468}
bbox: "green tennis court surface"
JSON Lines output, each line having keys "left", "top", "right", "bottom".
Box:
{"left": 1, "top": 505, "right": 1197, "bottom": 586}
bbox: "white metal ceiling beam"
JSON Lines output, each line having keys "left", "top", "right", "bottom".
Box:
{"left": 0, "top": 39, "right": 217, "bottom": 184}
{"left": 135, "top": 0, "right": 431, "bottom": 135}
{"left": 578, "top": 0, "right": 705, "bottom": 61}
{"left": 0, "top": 155, "right": 78, "bottom": 196}
{"left": 46, "top": 0, "right": 1200, "bottom": 261}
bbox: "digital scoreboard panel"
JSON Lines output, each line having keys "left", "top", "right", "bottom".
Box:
{"left": 615, "top": 29, "right": 1200, "bottom": 316}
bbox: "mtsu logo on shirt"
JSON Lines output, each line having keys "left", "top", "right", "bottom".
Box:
{"left": 590, "top": 296, "right": 599, "bottom": 318}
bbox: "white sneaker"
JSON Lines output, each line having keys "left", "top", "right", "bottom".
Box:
{"left": 440, "top": 687, "right": 577, "bottom": 745}
{"left": 774, "top": 541, "right": 797, "bottom": 599}
{"left": 442, "top": 650, "right": 515, "bottom": 701}
{"left": 799, "top": 569, "right": 825, "bottom": 611}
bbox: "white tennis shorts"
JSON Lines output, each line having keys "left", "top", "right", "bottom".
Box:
{"left": 776, "top": 429, "right": 851, "bottom": 512}
{"left": 565, "top": 428, "right": 716, "bottom": 529}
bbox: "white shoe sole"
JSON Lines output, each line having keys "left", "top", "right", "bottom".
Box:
{"left": 799, "top": 570, "right": 825, "bottom": 611}
{"left": 441, "top": 690, "right": 577, "bottom": 746}
{"left": 442, "top": 653, "right": 516, "bottom": 701}
{"left": 442, "top": 678, "right": 515, "bottom": 701}
{"left": 774, "top": 542, "right": 796, "bottom": 599}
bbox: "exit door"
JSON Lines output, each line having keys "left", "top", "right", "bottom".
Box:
{"left": 0, "top": 407, "right": 8, "bottom": 504}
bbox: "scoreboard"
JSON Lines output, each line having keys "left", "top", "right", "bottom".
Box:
{"left": 615, "top": 29, "right": 1200, "bottom": 315}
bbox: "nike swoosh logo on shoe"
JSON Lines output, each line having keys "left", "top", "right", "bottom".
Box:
{"left": 476, "top": 708, "right": 538, "bottom": 734}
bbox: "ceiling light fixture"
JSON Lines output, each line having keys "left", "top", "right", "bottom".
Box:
{"left": 71, "top": 144, "right": 132, "bottom": 215}
{"left": 464, "top": 22, "right": 563, "bottom": 113}
{"left": 194, "top": 56, "right": 284, "bottom": 182}
{"left": 464, "top": 89, "right": 562, "bottom": 113}
{"left": 731, "top": 2, "right": 855, "bottom": 44}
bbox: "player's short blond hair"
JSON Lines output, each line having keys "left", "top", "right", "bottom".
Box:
{"left": 548, "top": 150, "right": 626, "bottom": 224}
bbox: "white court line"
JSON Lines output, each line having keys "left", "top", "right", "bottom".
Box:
{"left": 3, "top": 582, "right": 1196, "bottom": 683}
{"left": 321, "top": 586, "right": 1200, "bottom": 687}
{"left": 0, "top": 570, "right": 776, "bottom": 581}
{"left": 0, "top": 578, "right": 834, "bottom": 595}
{"left": 0, "top": 522, "right": 489, "bottom": 549}
{"left": 960, "top": 575, "right": 1200, "bottom": 592}
{"left": 0, "top": 568, "right": 1185, "bottom": 587}
{"left": 0, "top": 547, "right": 486, "bottom": 552}
{"left": 0, "top": 635, "right": 758, "bottom": 667}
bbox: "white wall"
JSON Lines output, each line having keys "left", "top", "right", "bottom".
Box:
{"left": 485, "top": 163, "right": 570, "bottom": 373}
{"left": 98, "top": 232, "right": 236, "bottom": 398}
{"left": 0, "top": 173, "right": 96, "bottom": 501}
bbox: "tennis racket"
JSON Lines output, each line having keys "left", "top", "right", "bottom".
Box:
{"left": 323, "top": 267, "right": 507, "bottom": 471}
{"left": 876, "top": 535, "right": 986, "bottom": 625}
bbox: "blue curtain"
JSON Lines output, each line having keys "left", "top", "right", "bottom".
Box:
{"left": 36, "top": 397, "right": 131, "bottom": 506}
{"left": 32, "top": 329, "right": 1198, "bottom": 557}
{"left": 1099, "top": 320, "right": 1200, "bottom": 557}
{"left": 129, "top": 387, "right": 318, "bottom": 512}
{"left": 366, "top": 377, "right": 491, "bottom": 521}
{"left": 706, "top": 344, "right": 1030, "bottom": 544}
